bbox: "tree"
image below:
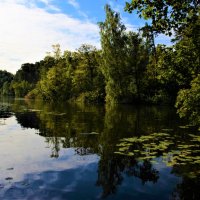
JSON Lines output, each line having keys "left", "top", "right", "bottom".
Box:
{"left": 71, "top": 44, "right": 105, "bottom": 102}
{"left": 126, "top": 32, "right": 149, "bottom": 101}
{"left": 38, "top": 60, "right": 72, "bottom": 101}
{"left": 72, "top": 44, "right": 97, "bottom": 95}
{"left": 176, "top": 74, "right": 200, "bottom": 125}
{"left": 125, "top": 0, "right": 199, "bottom": 36}
{"left": 0, "top": 70, "right": 13, "bottom": 89}
{"left": 152, "top": 17, "right": 200, "bottom": 104}
{"left": 2, "top": 81, "right": 14, "bottom": 96}
{"left": 12, "top": 81, "right": 34, "bottom": 97}
{"left": 14, "top": 63, "right": 40, "bottom": 84}
{"left": 125, "top": 1, "right": 200, "bottom": 106}
{"left": 77, "top": 44, "right": 98, "bottom": 86}
{"left": 52, "top": 44, "right": 62, "bottom": 60}
{"left": 99, "top": 5, "right": 128, "bottom": 103}
{"left": 38, "top": 56, "right": 57, "bottom": 79}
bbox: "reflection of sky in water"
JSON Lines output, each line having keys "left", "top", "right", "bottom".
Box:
{"left": 0, "top": 117, "right": 100, "bottom": 199}
{"left": 0, "top": 116, "right": 182, "bottom": 200}
{"left": 117, "top": 167, "right": 181, "bottom": 200}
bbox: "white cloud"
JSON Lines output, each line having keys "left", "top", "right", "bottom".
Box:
{"left": 67, "top": 0, "right": 88, "bottom": 19}
{"left": 0, "top": 1, "right": 100, "bottom": 74}
{"left": 67, "top": 0, "right": 79, "bottom": 9}
{"left": 108, "top": 0, "right": 124, "bottom": 13}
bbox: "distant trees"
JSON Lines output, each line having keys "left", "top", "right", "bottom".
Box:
{"left": 37, "top": 60, "right": 72, "bottom": 101}
{"left": 14, "top": 63, "right": 40, "bottom": 84}
{"left": 0, "top": 70, "right": 13, "bottom": 88}
{"left": 0, "top": 70, "right": 14, "bottom": 96}
{"left": 22, "top": 44, "right": 105, "bottom": 103}
{"left": 12, "top": 63, "right": 40, "bottom": 97}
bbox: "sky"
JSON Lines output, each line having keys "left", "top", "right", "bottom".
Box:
{"left": 0, "top": 0, "right": 171, "bottom": 74}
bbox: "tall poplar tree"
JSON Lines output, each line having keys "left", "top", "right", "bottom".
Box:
{"left": 99, "top": 5, "right": 128, "bottom": 103}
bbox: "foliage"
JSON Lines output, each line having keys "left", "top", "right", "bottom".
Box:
{"left": 0, "top": 70, "right": 14, "bottom": 96}
{"left": 144, "top": 15, "right": 200, "bottom": 105}
{"left": 125, "top": 0, "right": 199, "bottom": 36}
{"left": 176, "top": 75, "right": 200, "bottom": 125}
{"left": 99, "top": 5, "right": 128, "bottom": 103}
{"left": 125, "top": 32, "right": 149, "bottom": 101}
{"left": 99, "top": 5, "right": 149, "bottom": 103}
{"left": 12, "top": 81, "right": 34, "bottom": 97}
{"left": 14, "top": 63, "right": 40, "bottom": 84}
{"left": 124, "top": 0, "right": 200, "bottom": 110}
{"left": 2, "top": 81, "right": 14, "bottom": 96}
{"left": 71, "top": 44, "right": 105, "bottom": 102}
{"left": 0, "top": 70, "right": 13, "bottom": 88}
{"left": 11, "top": 63, "right": 42, "bottom": 97}
{"left": 37, "top": 61, "right": 72, "bottom": 101}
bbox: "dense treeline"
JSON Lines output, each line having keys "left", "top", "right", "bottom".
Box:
{"left": 0, "top": 70, "right": 14, "bottom": 96}
{"left": 0, "top": 2, "right": 199, "bottom": 124}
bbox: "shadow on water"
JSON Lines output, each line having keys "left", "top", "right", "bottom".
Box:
{"left": 0, "top": 97, "right": 199, "bottom": 199}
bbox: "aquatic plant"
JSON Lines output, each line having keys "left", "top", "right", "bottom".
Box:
{"left": 115, "top": 132, "right": 200, "bottom": 178}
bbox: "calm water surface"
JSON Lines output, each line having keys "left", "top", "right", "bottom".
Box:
{"left": 0, "top": 97, "right": 199, "bottom": 200}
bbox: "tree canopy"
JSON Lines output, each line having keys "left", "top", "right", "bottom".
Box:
{"left": 125, "top": 0, "right": 200, "bottom": 36}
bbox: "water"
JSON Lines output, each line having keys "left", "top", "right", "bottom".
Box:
{"left": 0, "top": 97, "right": 199, "bottom": 200}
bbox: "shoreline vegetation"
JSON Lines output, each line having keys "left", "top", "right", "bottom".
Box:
{"left": 0, "top": 2, "right": 200, "bottom": 125}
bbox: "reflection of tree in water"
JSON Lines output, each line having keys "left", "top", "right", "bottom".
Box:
{"left": 45, "top": 137, "right": 61, "bottom": 158}
{"left": 126, "top": 159, "right": 159, "bottom": 184}
{"left": 97, "top": 154, "right": 159, "bottom": 198}
{"left": 171, "top": 176, "right": 200, "bottom": 200}
{"left": 13, "top": 100, "right": 104, "bottom": 157}
{"left": 13, "top": 99, "right": 179, "bottom": 158}
{"left": 13, "top": 100, "right": 162, "bottom": 198}
{"left": 170, "top": 164, "right": 200, "bottom": 200}
{"left": 46, "top": 135, "right": 98, "bottom": 157}
{"left": 15, "top": 112, "right": 40, "bottom": 129}
{"left": 96, "top": 154, "right": 124, "bottom": 198}
{"left": 96, "top": 104, "right": 159, "bottom": 198}
{"left": 9, "top": 98, "right": 199, "bottom": 199}
{"left": 0, "top": 104, "right": 13, "bottom": 119}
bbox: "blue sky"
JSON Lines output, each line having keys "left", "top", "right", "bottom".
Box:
{"left": 0, "top": 0, "right": 171, "bottom": 73}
